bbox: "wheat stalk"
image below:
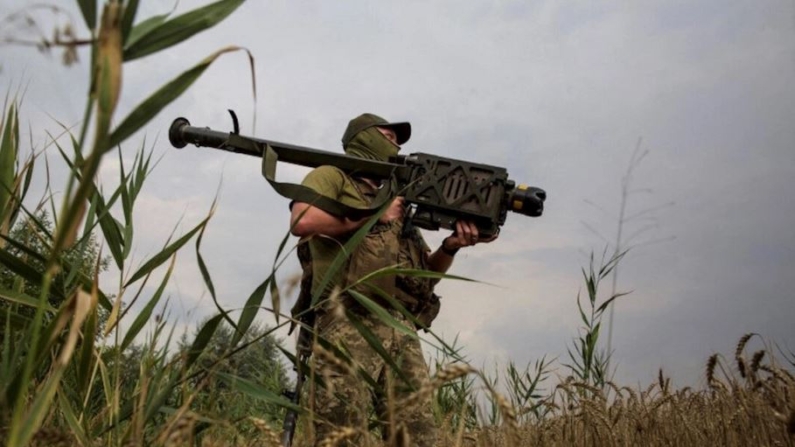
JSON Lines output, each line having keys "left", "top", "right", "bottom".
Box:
{"left": 706, "top": 353, "right": 719, "bottom": 386}
{"left": 735, "top": 333, "right": 756, "bottom": 379}
{"left": 319, "top": 426, "right": 359, "bottom": 447}
{"left": 489, "top": 389, "right": 519, "bottom": 445}
{"left": 750, "top": 350, "right": 766, "bottom": 373}
{"left": 249, "top": 417, "right": 281, "bottom": 446}
{"left": 159, "top": 412, "right": 195, "bottom": 447}
{"left": 399, "top": 362, "right": 474, "bottom": 409}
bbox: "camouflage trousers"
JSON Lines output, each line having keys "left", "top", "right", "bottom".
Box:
{"left": 310, "top": 307, "right": 437, "bottom": 447}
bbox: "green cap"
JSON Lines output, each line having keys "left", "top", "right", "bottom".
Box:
{"left": 341, "top": 113, "right": 411, "bottom": 147}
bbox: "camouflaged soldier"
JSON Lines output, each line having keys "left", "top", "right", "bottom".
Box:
{"left": 290, "top": 113, "right": 496, "bottom": 447}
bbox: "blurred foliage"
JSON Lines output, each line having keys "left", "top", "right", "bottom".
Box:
{"left": 0, "top": 210, "right": 109, "bottom": 319}
{"left": 0, "top": 1, "right": 259, "bottom": 445}
{"left": 176, "top": 321, "right": 291, "bottom": 440}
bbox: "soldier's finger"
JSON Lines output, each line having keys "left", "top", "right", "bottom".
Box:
{"left": 459, "top": 221, "right": 472, "bottom": 242}
{"left": 469, "top": 223, "right": 480, "bottom": 243}
{"left": 453, "top": 221, "right": 465, "bottom": 244}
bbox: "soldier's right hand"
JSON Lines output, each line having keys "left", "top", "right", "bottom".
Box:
{"left": 378, "top": 197, "right": 405, "bottom": 224}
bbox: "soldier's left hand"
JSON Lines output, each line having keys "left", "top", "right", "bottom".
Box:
{"left": 445, "top": 221, "right": 499, "bottom": 250}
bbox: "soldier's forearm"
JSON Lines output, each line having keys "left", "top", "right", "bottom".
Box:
{"left": 427, "top": 238, "right": 458, "bottom": 273}
{"left": 290, "top": 202, "right": 364, "bottom": 237}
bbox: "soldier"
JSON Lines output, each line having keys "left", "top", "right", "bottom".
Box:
{"left": 289, "top": 113, "right": 495, "bottom": 446}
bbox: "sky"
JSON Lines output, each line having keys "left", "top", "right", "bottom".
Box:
{"left": 1, "top": 0, "right": 794, "bottom": 390}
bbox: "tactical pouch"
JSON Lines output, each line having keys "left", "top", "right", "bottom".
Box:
{"left": 344, "top": 222, "right": 400, "bottom": 302}
{"left": 395, "top": 225, "right": 438, "bottom": 323}
{"left": 414, "top": 293, "right": 441, "bottom": 331}
{"left": 289, "top": 240, "right": 315, "bottom": 335}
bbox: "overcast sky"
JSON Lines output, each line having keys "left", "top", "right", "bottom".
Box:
{"left": 2, "top": 0, "right": 794, "bottom": 389}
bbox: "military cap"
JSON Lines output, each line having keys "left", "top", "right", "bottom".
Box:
{"left": 341, "top": 113, "right": 411, "bottom": 147}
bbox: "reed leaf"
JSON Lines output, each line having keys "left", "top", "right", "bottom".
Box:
{"left": 347, "top": 289, "right": 416, "bottom": 339}
{"left": 50, "top": 160, "right": 94, "bottom": 267}
{"left": 583, "top": 267, "right": 596, "bottom": 302}
{"left": 121, "top": 0, "right": 140, "bottom": 43}
{"left": 58, "top": 290, "right": 95, "bottom": 368}
{"left": 109, "top": 46, "right": 253, "bottom": 150}
{"left": 195, "top": 226, "right": 216, "bottom": 299}
{"left": 311, "top": 204, "right": 388, "bottom": 307}
{"left": 124, "top": 11, "right": 170, "bottom": 50}
{"left": 15, "top": 154, "right": 35, "bottom": 229}
{"left": 359, "top": 282, "right": 466, "bottom": 359}
{"left": 599, "top": 250, "right": 626, "bottom": 279}
{"left": 217, "top": 372, "right": 303, "bottom": 413}
{"left": 269, "top": 231, "right": 293, "bottom": 324}
{"left": 121, "top": 148, "right": 153, "bottom": 259}
{"left": 0, "top": 103, "right": 18, "bottom": 232}
{"left": 80, "top": 189, "right": 99, "bottom": 254}
{"left": 101, "top": 289, "right": 123, "bottom": 338}
{"left": 232, "top": 277, "right": 270, "bottom": 348}
{"left": 231, "top": 224, "right": 294, "bottom": 346}
{"left": 0, "top": 247, "right": 45, "bottom": 287}
{"left": 8, "top": 365, "right": 65, "bottom": 447}
{"left": 55, "top": 295, "right": 95, "bottom": 412}
{"left": 95, "top": 193, "right": 125, "bottom": 269}
{"left": 122, "top": 0, "right": 245, "bottom": 61}
{"left": 0, "top": 287, "right": 55, "bottom": 312}
{"left": 77, "top": 0, "right": 97, "bottom": 31}
{"left": 27, "top": 300, "right": 73, "bottom": 371}
{"left": 596, "top": 291, "right": 631, "bottom": 315}
{"left": 0, "top": 231, "right": 49, "bottom": 265}
{"left": 353, "top": 266, "right": 479, "bottom": 285}
{"left": 345, "top": 311, "right": 411, "bottom": 386}
{"left": 7, "top": 290, "right": 86, "bottom": 444}
{"left": 76, "top": 291, "right": 98, "bottom": 398}
{"left": 121, "top": 254, "right": 176, "bottom": 351}
{"left": 142, "top": 375, "right": 181, "bottom": 427}
{"left": 57, "top": 389, "right": 91, "bottom": 447}
{"left": 194, "top": 210, "right": 235, "bottom": 329}
{"left": 577, "top": 293, "right": 589, "bottom": 327}
{"left": 118, "top": 148, "right": 132, "bottom": 224}
{"left": 269, "top": 275, "right": 280, "bottom": 323}
{"left": 124, "top": 211, "right": 211, "bottom": 287}
{"left": 185, "top": 313, "right": 224, "bottom": 370}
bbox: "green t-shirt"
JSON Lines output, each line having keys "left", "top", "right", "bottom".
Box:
{"left": 300, "top": 166, "right": 368, "bottom": 297}
{"left": 298, "top": 165, "right": 432, "bottom": 304}
{"left": 301, "top": 165, "right": 368, "bottom": 209}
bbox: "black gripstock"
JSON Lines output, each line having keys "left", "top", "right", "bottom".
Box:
{"left": 169, "top": 117, "right": 545, "bottom": 237}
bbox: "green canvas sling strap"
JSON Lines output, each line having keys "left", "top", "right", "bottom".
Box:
{"left": 220, "top": 133, "right": 399, "bottom": 219}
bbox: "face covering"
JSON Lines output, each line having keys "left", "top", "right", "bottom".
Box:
{"left": 343, "top": 127, "right": 399, "bottom": 162}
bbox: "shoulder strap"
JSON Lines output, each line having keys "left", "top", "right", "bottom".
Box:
{"left": 259, "top": 139, "right": 396, "bottom": 218}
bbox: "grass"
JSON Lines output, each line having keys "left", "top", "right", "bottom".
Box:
{"left": 278, "top": 334, "right": 795, "bottom": 447}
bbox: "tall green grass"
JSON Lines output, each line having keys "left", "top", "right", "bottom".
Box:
{"left": 0, "top": 1, "right": 277, "bottom": 445}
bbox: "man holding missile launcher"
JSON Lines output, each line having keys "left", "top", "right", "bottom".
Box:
{"left": 289, "top": 113, "right": 496, "bottom": 446}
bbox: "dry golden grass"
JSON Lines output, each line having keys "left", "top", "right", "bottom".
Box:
{"left": 279, "top": 335, "right": 795, "bottom": 447}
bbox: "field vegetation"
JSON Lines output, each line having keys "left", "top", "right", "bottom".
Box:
{"left": 1, "top": 1, "right": 793, "bottom": 446}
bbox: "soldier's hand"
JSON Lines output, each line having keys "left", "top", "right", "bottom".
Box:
{"left": 444, "top": 221, "right": 499, "bottom": 250}
{"left": 378, "top": 197, "right": 405, "bottom": 224}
